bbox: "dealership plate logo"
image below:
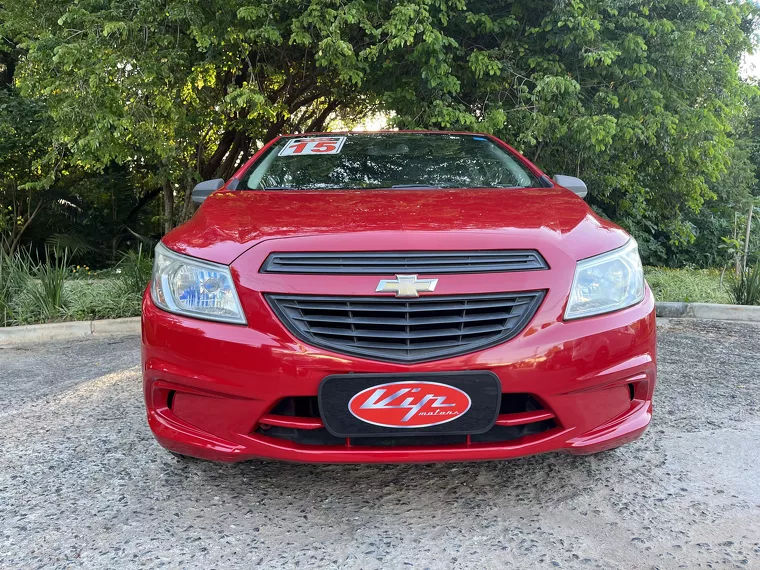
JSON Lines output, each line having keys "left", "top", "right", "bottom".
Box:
{"left": 348, "top": 381, "right": 471, "bottom": 428}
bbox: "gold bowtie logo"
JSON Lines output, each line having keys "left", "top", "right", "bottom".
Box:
{"left": 375, "top": 275, "right": 438, "bottom": 298}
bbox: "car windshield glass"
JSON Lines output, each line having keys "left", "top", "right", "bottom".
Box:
{"left": 241, "top": 133, "right": 540, "bottom": 190}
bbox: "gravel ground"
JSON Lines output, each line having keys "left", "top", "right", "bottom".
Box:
{"left": 1, "top": 319, "right": 759, "bottom": 569}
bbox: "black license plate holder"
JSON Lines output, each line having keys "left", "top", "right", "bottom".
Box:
{"left": 318, "top": 371, "right": 501, "bottom": 438}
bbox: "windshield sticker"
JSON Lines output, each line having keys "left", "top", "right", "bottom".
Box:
{"left": 278, "top": 136, "right": 347, "bottom": 157}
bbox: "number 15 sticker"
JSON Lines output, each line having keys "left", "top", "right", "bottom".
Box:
{"left": 279, "top": 136, "right": 347, "bottom": 157}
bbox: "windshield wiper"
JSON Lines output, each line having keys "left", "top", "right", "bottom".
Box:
{"left": 390, "top": 184, "right": 443, "bottom": 189}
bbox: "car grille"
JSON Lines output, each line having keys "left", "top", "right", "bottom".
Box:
{"left": 260, "top": 250, "right": 548, "bottom": 274}
{"left": 256, "top": 394, "right": 558, "bottom": 447}
{"left": 266, "top": 291, "right": 545, "bottom": 363}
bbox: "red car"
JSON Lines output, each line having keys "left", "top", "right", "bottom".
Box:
{"left": 142, "top": 131, "right": 656, "bottom": 463}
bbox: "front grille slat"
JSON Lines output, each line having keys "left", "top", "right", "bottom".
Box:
{"left": 267, "top": 292, "right": 545, "bottom": 363}
{"left": 289, "top": 310, "right": 520, "bottom": 327}
{"left": 308, "top": 322, "right": 509, "bottom": 339}
{"left": 261, "top": 250, "right": 549, "bottom": 274}
{"left": 277, "top": 256, "right": 539, "bottom": 266}
{"left": 349, "top": 338, "right": 466, "bottom": 351}
{"left": 278, "top": 298, "right": 533, "bottom": 313}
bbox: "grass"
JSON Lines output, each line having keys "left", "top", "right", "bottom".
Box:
{"left": 26, "top": 250, "right": 70, "bottom": 321}
{"left": 644, "top": 266, "right": 732, "bottom": 304}
{"left": 1, "top": 248, "right": 150, "bottom": 327}
{"left": 63, "top": 279, "right": 144, "bottom": 321}
{"left": 0, "top": 249, "right": 33, "bottom": 325}
{"left": 10, "top": 279, "right": 145, "bottom": 325}
{"left": 727, "top": 262, "right": 760, "bottom": 306}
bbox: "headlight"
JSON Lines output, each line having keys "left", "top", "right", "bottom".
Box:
{"left": 564, "top": 239, "right": 645, "bottom": 320}
{"left": 150, "top": 243, "right": 247, "bottom": 324}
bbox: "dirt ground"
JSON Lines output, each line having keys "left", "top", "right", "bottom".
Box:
{"left": 1, "top": 318, "right": 758, "bottom": 569}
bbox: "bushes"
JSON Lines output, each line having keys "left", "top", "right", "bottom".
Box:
{"left": 63, "top": 280, "right": 143, "bottom": 322}
{"left": 25, "top": 251, "right": 70, "bottom": 321}
{"left": 638, "top": 266, "right": 760, "bottom": 305}
{"left": 0, "top": 249, "right": 71, "bottom": 324}
{"left": 1, "top": 248, "right": 151, "bottom": 326}
{"left": 116, "top": 244, "right": 153, "bottom": 297}
{"left": 728, "top": 263, "right": 760, "bottom": 306}
{"left": 0, "top": 250, "right": 33, "bottom": 325}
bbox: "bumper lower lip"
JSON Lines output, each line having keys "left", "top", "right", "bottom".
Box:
{"left": 141, "top": 288, "right": 656, "bottom": 463}
{"left": 146, "top": 397, "right": 650, "bottom": 463}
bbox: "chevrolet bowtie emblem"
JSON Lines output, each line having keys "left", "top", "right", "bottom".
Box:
{"left": 376, "top": 275, "right": 438, "bottom": 298}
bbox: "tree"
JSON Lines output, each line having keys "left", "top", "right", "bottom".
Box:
{"left": 368, "top": 0, "right": 758, "bottom": 258}
{"left": 0, "top": 31, "right": 52, "bottom": 255}
{"left": 3, "top": 0, "right": 389, "bottom": 230}
{"left": 3, "top": 0, "right": 758, "bottom": 258}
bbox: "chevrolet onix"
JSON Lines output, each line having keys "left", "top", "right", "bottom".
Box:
{"left": 142, "top": 132, "right": 656, "bottom": 463}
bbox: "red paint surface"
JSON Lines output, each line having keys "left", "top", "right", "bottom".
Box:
{"left": 142, "top": 131, "right": 657, "bottom": 463}
{"left": 162, "top": 133, "right": 628, "bottom": 265}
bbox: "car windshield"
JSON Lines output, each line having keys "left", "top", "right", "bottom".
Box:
{"left": 241, "top": 133, "right": 540, "bottom": 190}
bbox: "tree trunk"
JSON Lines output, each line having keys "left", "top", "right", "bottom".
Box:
{"left": 180, "top": 173, "right": 197, "bottom": 224}
{"left": 217, "top": 131, "right": 247, "bottom": 180}
{"left": 263, "top": 118, "right": 287, "bottom": 144}
{"left": 125, "top": 188, "right": 161, "bottom": 222}
{"left": 8, "top": 198, "right": 42, "bottom": 255}
{"left": 201, "top": 130, "right": 237, "bottom": 180}
{"left": 306, "top": 100, "right": 341, "bottom": 132}
{"left": 734, "top": 211, "right": 741, "bottom": 275}
{"left": 742, "top": 202, "right": 754, "bottom": 271}
{"left": 163, "top": 180, "right": 174, "bottom": 234}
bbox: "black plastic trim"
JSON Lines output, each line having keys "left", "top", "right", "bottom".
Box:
{"left": 260, "top": 250, "right": 549, "bottom": 275}
{"left": 266, "top": 291, "right": 546, "bottom": 364}
{"left": 256, "top": 391, "right": 557, "bottom": 446}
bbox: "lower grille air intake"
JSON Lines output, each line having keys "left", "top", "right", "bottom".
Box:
{"left": 257, "top": 393, "right": 558, "bottom": 447}
{"left": 266, "top": 291, "right": 545, "bottom": 363}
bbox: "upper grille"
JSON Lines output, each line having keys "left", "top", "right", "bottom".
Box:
{"left": 266, "top": 292, "right": 545, "bottom": 363}
{"left": 261, "top": 250, "right": 548, "bottom": 274}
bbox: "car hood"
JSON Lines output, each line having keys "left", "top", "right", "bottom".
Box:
{"left": 162, "top": 188, "right": 629, "bottom": 265}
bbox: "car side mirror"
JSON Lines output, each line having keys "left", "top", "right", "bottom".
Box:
{"left": 553, "top": 175, "right": 588, "bottom": 199}
{"left": 191, "top": 179, "right": 225, "bottom": 204}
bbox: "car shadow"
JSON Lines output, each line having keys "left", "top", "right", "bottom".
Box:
{"left": 167, "top": 447, "right": 634, "bottom": 508}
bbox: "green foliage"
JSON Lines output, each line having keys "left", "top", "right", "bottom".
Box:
{"left": 644, "top": 266, "right": 731, "bottom": 304}
{"left": 1, "top": 247, "right": 147, "bottom": 325}
{"left": 1, "top": 38, "right": 160, "bottom": 259}
{"left": 21, "top": 166, "right": 160, "bottom": 268}
{"left": 667, "top": 100, "right": 760, "bottom": 268}
{"left": 0, "top": 88, "right": 53, "bottom": 254}
{"left": 23, "top": 251, "right": 71, "bottom": 322}
{"left": 45, "top": 234, "right": 95, "bottom": 258}
{"left": 116, "top": 244, "right": 153, "bottom": 296}
{"left": 0, "top": 0, "right": 759, "bottom": 268}
{"left": 728, "top": 262, "right": 760, "bottom": 305}
{"left": 371, "top": 0, "right": 759, "bottom": 260}
{"left": 2, "top": 0, "right": 398, "bottom": 231}
{"left": 63, "top": 279, "right": 143, "bottom": 321}
{"left": 0, "top": 249, "right": 33, "bottom": 325}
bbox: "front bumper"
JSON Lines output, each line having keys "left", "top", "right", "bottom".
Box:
{"left": 141, "top": 286, "right": 656, "bottom": 463}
